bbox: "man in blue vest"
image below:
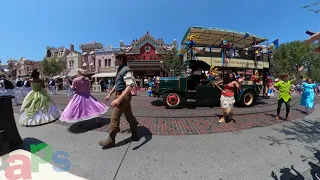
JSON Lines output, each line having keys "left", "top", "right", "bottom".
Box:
{"left": 99, "top": 53, "right": 139, "bottom": 148}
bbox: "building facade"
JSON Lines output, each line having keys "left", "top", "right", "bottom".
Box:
{"left": 66, "top": 44, "right": 82, "bottom": 76}
{"left": 45, "top": 46, "right": 71, "bottom": 75}
{"left": 93, "top": 45, "right": 121, "bottom": 78}
{"left": 79, "top": 42, "right": 103, "bottom": 74}
{"left": 120, "top": 31, "right": 177, "bottom": 77}
{"left": 12, "top": 58, "right": 41, "bottom": 77}
{"left": 6, "top": 59, "right": 19, "bottom": 77}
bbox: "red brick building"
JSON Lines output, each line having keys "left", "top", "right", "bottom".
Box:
{"left": 120, "top": 31, "right": 177, "bottom": 77}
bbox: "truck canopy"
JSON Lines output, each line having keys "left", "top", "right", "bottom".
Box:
{"left": 181, "top": 26, "right": 268, "bottom": 48}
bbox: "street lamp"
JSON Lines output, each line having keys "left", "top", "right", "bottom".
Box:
{"left": 160, "top": 61, "right": 163, "bottom": 77}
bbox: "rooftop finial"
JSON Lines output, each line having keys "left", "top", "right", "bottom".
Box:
{"left": 147, "top": 31, "right": 149, "bottom": 34}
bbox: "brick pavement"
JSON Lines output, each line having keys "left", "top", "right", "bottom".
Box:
{"left": 20, "top": 91, "right": 314, "bottom": 136}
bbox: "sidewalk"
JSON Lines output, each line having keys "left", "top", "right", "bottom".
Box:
{"left": 10, "top": 105, "right": 320, "bottom": 180}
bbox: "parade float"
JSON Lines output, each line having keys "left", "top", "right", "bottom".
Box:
{"left": 156, "top": 26, "right": 272, "bottom": 109}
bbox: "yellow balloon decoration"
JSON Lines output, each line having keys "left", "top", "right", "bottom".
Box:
{"left": 254, "top": 70, "right": 259, "bottom": 76}
{"left": 209, "top": 66, "right": 219, "bottom": 76}
{"left": 187, "top": 35, "right": 200, "bottom": 43}
{"left": 179, "top": 49, "right": 185, "bottom": 54}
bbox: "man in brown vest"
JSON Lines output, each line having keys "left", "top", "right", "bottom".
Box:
{"left": 98, "top": 54, "right": 139, "bottom": 148}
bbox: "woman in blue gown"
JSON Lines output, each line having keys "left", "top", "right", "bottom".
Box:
{"left": 300, "top": 78, "right": 319, "bottom": 114}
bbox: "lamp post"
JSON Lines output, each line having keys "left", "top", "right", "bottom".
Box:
{"left": 160, "top": 61, "right": 163, "bottom": 77}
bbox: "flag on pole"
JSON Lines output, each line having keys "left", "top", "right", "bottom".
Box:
{"left": 269, "top": 39, "right": 279, "bottom": 51}
{"left": 243, "top": 33, "right": 250, "bottom": 39}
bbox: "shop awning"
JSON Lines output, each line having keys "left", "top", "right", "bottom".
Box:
{"left": 92, "top": 72, "right": 116, "bottom": 78}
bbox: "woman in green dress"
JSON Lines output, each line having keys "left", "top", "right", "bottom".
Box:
{"left": 19, "top": 69, "right": 62, "bottom": 126}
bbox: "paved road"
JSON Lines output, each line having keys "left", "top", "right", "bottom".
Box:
{"left": 8, "top": 104, "right": 320, "bottom": 180}
{"left": 12, "top": 91, "right": 319, "bottom": 135}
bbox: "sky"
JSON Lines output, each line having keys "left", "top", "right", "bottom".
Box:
{"left": 0, "top": 0, "right": 319, "bottom": 63}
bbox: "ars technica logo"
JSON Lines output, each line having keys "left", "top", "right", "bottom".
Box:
{"left": 0, "top": 143, "right": 71, "bottom": 179}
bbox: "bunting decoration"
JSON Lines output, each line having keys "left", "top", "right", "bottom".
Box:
{"left": 121, "top": 47, "right": 132, "bottom": 53}
{"left": 163, "top": 45, "right": 174, "bottom": 51}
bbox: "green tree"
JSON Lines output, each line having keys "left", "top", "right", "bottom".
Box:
{"left": 41, "top": 57, "right": 64, "bottom": 77}
{"left": 163, "top": 48, "right": 181, "bottom": 75}
{"left": 273, "top": 41, "right": 320, "bottom": 81}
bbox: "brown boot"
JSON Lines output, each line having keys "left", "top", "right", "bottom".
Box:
{"left": 98, "top": 130, "right": 118, "bottom": 148}
{"left": 275, "top": 116, "right": 280, "bottom": 120}
{"left": 130, "top": 123, "right": 140, "bottom": 141}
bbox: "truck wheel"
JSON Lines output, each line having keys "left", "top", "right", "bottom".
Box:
{"left": 163, "top": 92, "right": 182, "bottom": 109}
{"left": 240, "top": 91, "right": 255, "bottom": 107}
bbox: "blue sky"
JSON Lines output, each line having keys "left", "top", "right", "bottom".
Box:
{"left": 0, "top": 0, "right": 319, "bottom": 63}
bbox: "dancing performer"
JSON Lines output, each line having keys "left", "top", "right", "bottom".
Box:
{"left": 215, "top": 72, "right": 241, "bottom": 123}
{"left": 48, "top": 78, "right": 56, "bottom": 95}
{"left": 63, "top": 77, "right": 73, "bottom": 96}
{"left": 23, "top": 78, "right": 32, "bottom": 96}
{"left": 0, "top": 74, "right": 20, "bottom": 105}
{"left": 99, "top": 54, "right": 139, "bottom": 148}
{"left": 19, "top": 70, "right": 61, "bottom": 126}
{"left": 300, "top": 78, "right": 319, "bottom": 114}
{"left": 271, "top": 72, "right": 301, "bottom": 120}
{"left": 59, "top": 68, "right": 108, "bottom": 124}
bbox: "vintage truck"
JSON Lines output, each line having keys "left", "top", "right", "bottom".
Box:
{"left": 156, "top": 60, "right": 262, "bottom": 109}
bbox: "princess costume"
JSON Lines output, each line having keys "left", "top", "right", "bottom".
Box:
{"left": 19, "top": 82, "right": 62, "bottom": 126}
{"left": 59, "top": 76, "right": 108, "bottom": 122}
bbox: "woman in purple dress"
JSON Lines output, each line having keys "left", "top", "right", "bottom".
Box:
{"left": 60, "top": 69, "right": 109, "bottom": 123}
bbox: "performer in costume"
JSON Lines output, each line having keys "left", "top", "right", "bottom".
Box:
{"left": 19, "top": 69, "right": 62, "bottom": 126}
{"left": 271, "top": 71, "right": 302, "bottom": 120}
{"left": 215, "top": 72, "right": 241, "bottom": 123}
{"left": 0, "top": 74, "right": 20, "bottom": 105}
{"left": 23, "top": 78, "right": 32, "bottom": 96}
{"left": 99, "top": 54, "right": 139, "bottom": 148}
{"left": 59, "top": 68, "right": 108, "bottom": 123}
{"left": 300, "top": 78, "right": 319, "bottom": 114}
{"left": 48, "top": 78, "right": 56, "bottom": 95}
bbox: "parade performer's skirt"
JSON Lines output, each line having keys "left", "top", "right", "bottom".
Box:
{"left": 19, "top": 84, "right": 62, "bottom": 126}
{"left": 220, "top": 95, "right": 235, "bottom": 109}
{"left": 59, "top": 92, "right": 109, "bottom": 123}
{"left": 301, "top": 91, "right": 315, "bottom": 108}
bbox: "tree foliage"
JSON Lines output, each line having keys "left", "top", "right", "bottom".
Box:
{"left": 41, "top": 57, "right": 64, "bottom": 77}
{"left": 273, "top": 41, "right": 320, "bottom": 80}
{"left": 163, "top": 48, "right": 181, "bottom": 74}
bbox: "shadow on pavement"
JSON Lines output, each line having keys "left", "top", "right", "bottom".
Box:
{"left": 271, "top": 150, "right": 320, "bottom": 180}
{"left": 132, "top": 126, "right": 152, "bottom": 150}
{"left": 151, "top": 99, "right": 163, "bottom": 106}
{"left": 116, "top": 126, "right": 152, "bottom": 150}
{"left": 271, "top": 165, "right": 304, "bottom": 180}
{"left": 273, "top": 118, "right": 320, "bottom": 149}
{"left": 22, "top": 137, "right": 46, "bottom": 152}
{"left": 68, "top": 118, "right": 110, "bottom": 134}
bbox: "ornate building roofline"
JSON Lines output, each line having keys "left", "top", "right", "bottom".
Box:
{"left": 120, "top": 31, "right": 177, "bottom": 47}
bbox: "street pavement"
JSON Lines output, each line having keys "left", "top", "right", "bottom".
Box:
{"left": 12, "top": 91, "right": 319, "bottom": 135}
{"left": 5, "top": 91, "right": 320, "bottom": 179}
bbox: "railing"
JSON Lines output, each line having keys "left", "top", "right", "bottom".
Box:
{"left": 193, "top": 48, "right": 270, "bottom": 62}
